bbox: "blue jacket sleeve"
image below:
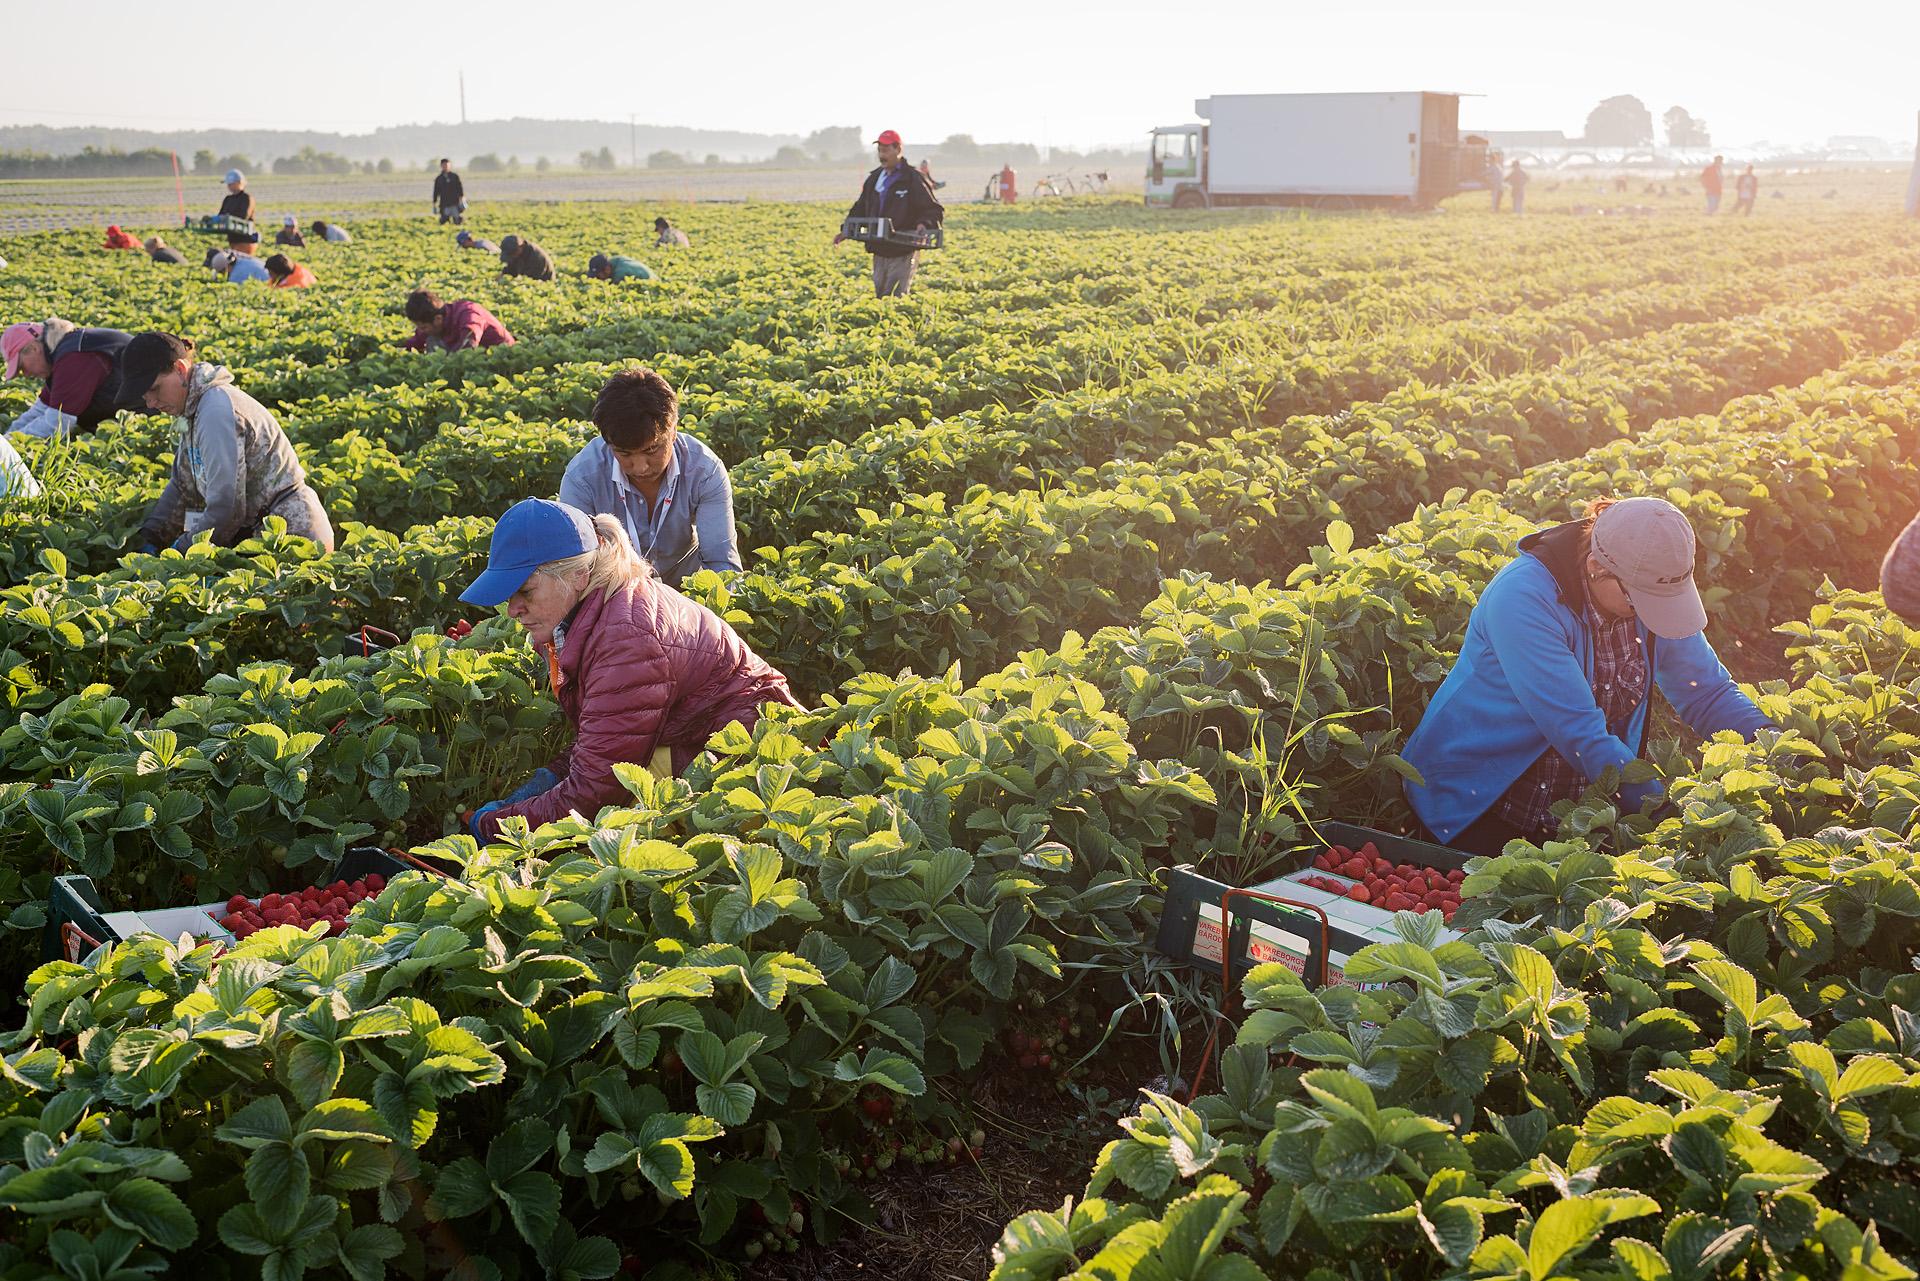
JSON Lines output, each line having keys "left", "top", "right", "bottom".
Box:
{"left": 556, "top": 448, "right": 595, "bottom": 512}
{"left": 1480, "top": 573, "right": 1640, "bottom": 787}
{"left": 690, "top": 449, "right": 741, "bottom": 573}
{"left": 1653, "top": 630, "right": 1777, "bottom": 741}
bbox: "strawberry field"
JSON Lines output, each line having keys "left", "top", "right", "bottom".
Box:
{"left": 2, "top": 193, "right": 1920, "bottom": 1280}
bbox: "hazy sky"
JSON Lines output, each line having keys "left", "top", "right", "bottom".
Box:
{"left": 5, "top": 0, "right": 1917, "bottom": 148}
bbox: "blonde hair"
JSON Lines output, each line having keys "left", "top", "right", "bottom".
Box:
{"left": 536, "top": 513, "right": 650, "bottom": 597}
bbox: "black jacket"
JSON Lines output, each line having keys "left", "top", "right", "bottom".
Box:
{"left": 846, "top": 161, "right": 944, "bottom": 257}
{"left": 51, "top": 326, "right": 140, "bottom": 432}
{"left": 433, "top": 171, "right": 465, "bottom": 206}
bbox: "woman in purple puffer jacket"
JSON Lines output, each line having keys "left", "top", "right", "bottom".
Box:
{"left": 461, "top": 498, "right": 798, "bottom": 841}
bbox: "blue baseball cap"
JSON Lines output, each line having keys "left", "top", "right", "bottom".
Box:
{"left": 460, "top": 499, "right": 596, "bottom": 606}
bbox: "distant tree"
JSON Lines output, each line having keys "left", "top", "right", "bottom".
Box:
{"left": 595, "top": 146, "right": 616, "bottom": 170}
{"left": 192, "top": 149, "right": 217, "bottom": 175}
{"left": 647, "top": 149, "right": 688, "bottom": 169}
{"left": 770, "top": 144, "right": 809, "bottom": 166}
{"left": 218, "top": 153, "right": 254, "bottom": 175}
{"left": 803, "top": 126, "right": 863, "bottom": 160}
{"left": 705, "top": 154, "right": 722, "bottom": 166}
{"left": 535, "top": 156, "right": 552, "bottom": 173}
{"left": 507, "top": 155, "right": 521, "bottom": 172}
{"left": 1662, "top": 106, "right": 1711, "bottom": 148}
{"left": 469, "top": 153, "right": 505, "bottom": 173}
{"left": 936, "top": 133, "right": 980, "bottom": 160}
{"left": 376, "top": 158, "right": 394, "bottom": 174}
{"left": 1583, "top": 96, "right": 1653, "bottom": 147}
{"left": 272, "top": 146, "right": 353, "bottom": 175}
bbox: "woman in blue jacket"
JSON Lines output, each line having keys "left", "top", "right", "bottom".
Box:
{"left": 1402, "top": 496, "right": 1775, "bottom": 855}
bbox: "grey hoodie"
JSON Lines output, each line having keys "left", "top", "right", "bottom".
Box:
{"left": 140, "top": 363, "right": 334, "bottom": 551}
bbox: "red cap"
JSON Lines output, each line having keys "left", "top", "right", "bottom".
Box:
{"left": 873, "top": 129, "right": 902, "bottom": 147}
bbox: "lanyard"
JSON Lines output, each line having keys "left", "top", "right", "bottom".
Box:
{"left": 612, "top": 451, "right": 679, "bottom": 559}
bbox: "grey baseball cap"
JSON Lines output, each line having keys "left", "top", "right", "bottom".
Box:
{"left": 1589, "top": 496, "right": 1707, "bottom": 639}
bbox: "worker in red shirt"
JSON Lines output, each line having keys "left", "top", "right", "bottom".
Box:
{"left": 1700, "top": 155, "right": 1725, "bottom": 214}
{"left": 397, "top": 290, "right": 516, "bottom": 352}
{"left": 102, "top": 225, "right": 140, "bottom": 251}
{"left": 1000, "top": 164, "right": 1017, "bottom": 204}
{"left": 2, "top": 318, "right": 143, "bottom": 438}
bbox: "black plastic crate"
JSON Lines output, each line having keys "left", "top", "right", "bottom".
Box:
{"left": 41, "top": 846, "right": 443, "bottom": 963}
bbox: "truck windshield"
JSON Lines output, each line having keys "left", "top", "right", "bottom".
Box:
{"left": 1154, "top": 133, "right": 1196, "bottom": 177}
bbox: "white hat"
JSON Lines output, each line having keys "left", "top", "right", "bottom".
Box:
{"left": 284, "top": 214, "right": 296, "bottom": 226}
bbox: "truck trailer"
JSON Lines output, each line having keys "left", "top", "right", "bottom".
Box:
{"left": 1147, "top": 91, "right": 1488, "bottom": 210}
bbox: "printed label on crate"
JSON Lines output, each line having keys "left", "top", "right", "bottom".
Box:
{"left": 1195, "top": 904, "right": 1311, "bottom": 975}
{"left": 1192, "top": 906, "right": 1226, "bottom": 965}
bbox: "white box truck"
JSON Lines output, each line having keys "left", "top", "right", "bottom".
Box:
{"left": 1147, "top": 91, "right": 1488, "bottom": 210}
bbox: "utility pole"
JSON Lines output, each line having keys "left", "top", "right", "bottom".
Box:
{"left": 459, "top": 71, "right": 467, "bottom": 125}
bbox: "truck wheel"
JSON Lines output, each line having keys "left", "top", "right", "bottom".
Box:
{"left": 1172, "top": 190, "right": 1207, "bottom": 210}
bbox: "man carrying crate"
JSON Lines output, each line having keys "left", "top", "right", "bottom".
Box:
{"left": 834, "top": 129, "right": 944, "bottom": 298}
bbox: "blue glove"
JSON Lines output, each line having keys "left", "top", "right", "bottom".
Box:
{"left": 468, "top": 800, "right": 507, "bottom": 839}
{"left": 132, "top": 540, "right": 161, "bottom": 556}
{"left": 502, "top": 767, "right": 561, "bottom": 805}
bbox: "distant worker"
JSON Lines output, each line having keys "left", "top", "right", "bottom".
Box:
{"left": 1505, "top": 160, "right": 1529, "bottom": 216}
{"left": 264, "top": 254, "right": 316, "bottom": 288}
{"left": 918, "top": 159, "right": 946, "bottom": 191}
{"left": 834, "top": 129, "right": 945, "bottom": 298}
{"left": 557, "top": 368, "right": 740, "bottom": 587}
{"left": 0, "top": 433, "right": 40, "bottom": 499}
{"left": 433, "top": 158, "right": 466, "bottom": 225}
{"left": 1486, "top": 153, "right": 1504, "bottom": 211}
{"left": 498, "top": 234, "right": 556, "bottom": 281}
{"left": 204, "top": 248, "right": 270, "bottom": 285}
{"left": 143, "top": 237, "right": 186, "bottom": 265}
{"left": 1733, "top": 165, "right": 1758, "bottom": 215}
{"left": 457, "top": 499, "right": 797, "bottom": 842}
{"left": 102, "top": 225, "right": 140, "bottom": 251}
{"left": 310, "top": 220, "right": 353, "bottom": 244}
{"left": 1882, "top": 504, "right": 1920, "bottom": 623}
{"left": 275, "top": 215, "right": 306, "bottom": 248}
{"left": 1000, "top": 163, "right": 1017, "bottom": 205}
{"left": 1, "top": 317, "right": 140, "bottom": 438}
{"left": 217, "top": 170, "right": 259, "bottom": 250}
{"left": 653, "top": 216, "right": 690, "bottom": 248}
{"left": 1700, "top": 155, "right": 1725, "bottom": 214}
{"left": 119, "top": 332, "right": 335, "bottom": 554}
{"left": 398, "top": 289, "right": 516, "bottom": 352}
{"left": 455, "top": 229, "right": 499, "bottom": 253}
{"left": 586, "top": 253, "right": 655, "bottom": 282}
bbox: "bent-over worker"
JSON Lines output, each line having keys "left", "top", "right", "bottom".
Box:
{"left": 119, "top": 332, "right": 335, "bottom": 554}
{"left": 460, "top": 499, "right": 798, "bottom": 840}
{"left": 1, "top": 317, "right": 141, "bottom": 437}
{"left": 398, "top": 290, "right": 515, "bottom": 351}
{"left": 557, "top": 368, "right": 740, "bottom": 586}
{"left": 1402, "top": 496, "right": 1775, "bottom": 855}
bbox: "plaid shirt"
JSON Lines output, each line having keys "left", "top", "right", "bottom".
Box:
{"left": 1497, "top": 605, "right": 1649, "bottom": 838}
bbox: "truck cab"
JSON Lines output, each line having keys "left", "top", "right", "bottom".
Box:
{"left": 1146, "top": 125, "right": 1206, "bottom": 208}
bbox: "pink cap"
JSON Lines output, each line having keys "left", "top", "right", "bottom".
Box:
{"left": 1, "top": 323, "right": 42, "bottom": 380}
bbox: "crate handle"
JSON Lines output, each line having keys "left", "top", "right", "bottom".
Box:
{"left": 1184, "top": 888, "right": 1333, "bottom": 1103}
{"left": 60, "top": 921, "right": 102, "bottom": 963}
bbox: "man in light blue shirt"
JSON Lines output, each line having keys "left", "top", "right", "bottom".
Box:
{"left": 556, "top": 368, "right": 740, "bottom": 587}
